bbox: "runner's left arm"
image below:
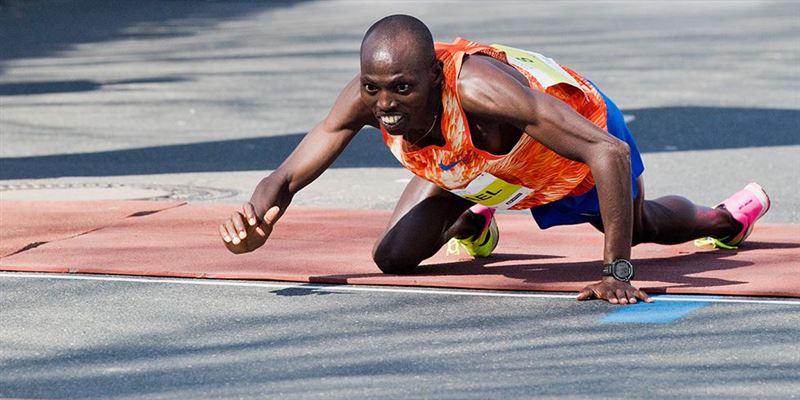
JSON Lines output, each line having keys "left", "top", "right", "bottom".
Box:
{"left": 458, "top": 56, "right": 650, "bottom": 305}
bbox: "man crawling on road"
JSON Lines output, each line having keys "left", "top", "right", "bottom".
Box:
{"left": 218, "top": 15, "right": 770, "bottom": 305}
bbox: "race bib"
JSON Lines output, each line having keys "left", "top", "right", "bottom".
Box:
{"left": 491, "top": 44, "right": 581, "bottom": 89}
{"left": 448, "top": 172, "right": 533, "bottom": 209}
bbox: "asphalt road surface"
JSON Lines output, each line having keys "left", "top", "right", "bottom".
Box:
{"left": 1, "top": 1, "right": 799, "bottom": 399}
{"left": 1, "top": 0, "right": 798, "bottom": 218}
{"left": 2, "top": 273, "right": 799, "bottom": 399}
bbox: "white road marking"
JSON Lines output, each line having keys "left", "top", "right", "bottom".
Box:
{"left": 1, "top": 272, "right": 799, "bottom": 305}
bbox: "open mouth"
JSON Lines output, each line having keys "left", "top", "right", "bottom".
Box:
{"left": 379, "top": 114, "right": 405, "bottom": 131}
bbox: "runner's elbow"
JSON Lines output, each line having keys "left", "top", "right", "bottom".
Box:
{"left": 608, "top": 136, "right": 630, "bottom": 157}
{"left": 593, "top": 137, "right": 629, "bottom": 164}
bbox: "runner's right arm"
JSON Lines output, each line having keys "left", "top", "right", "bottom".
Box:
{"left": 220, "top": 76, "right": 373, "bottom": 254}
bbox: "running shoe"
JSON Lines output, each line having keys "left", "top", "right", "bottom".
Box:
{"left": 695, "top": 182, "right": 770, "bottom": 249}
{"left": 447, "top": 205, "right": 499, "bottom": 257}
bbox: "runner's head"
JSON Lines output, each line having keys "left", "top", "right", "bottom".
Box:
{"left": 360, "top": 15, "right": 442, "bottom": 135}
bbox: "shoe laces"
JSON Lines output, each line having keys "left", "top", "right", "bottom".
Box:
{"left": 694, "top": 237, "right": 738, "bottom": 250}
{"left": 446, "top": 238, "right": 462, "bottom": 256}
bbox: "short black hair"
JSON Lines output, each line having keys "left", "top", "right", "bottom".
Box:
{"left": 361, "top": 14, "right": 435, "bottom": 67}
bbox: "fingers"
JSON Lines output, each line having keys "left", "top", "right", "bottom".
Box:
{"left": 576, "top": 287, "right": 594, "bottom": 301}
{"left": 636, "top": 288, "right": 653, "bottom": 303}
{"left": 230, "top": 211, "right": 248, "bottom": 240}
{"left": 219, "top": 203, "right": 279, "bottom": 254}
{"left": 263, "top": 206, "right": 281, "bottom": 225}
{"left": 607, "top": 290, "right": 619, "bottom": 304}
{"left": 225, "top": 219, "right": 241, "bottom": 245}
{"left": 218, "top": 211, "right": 248, "bottom": 245}
{"left": 249, "top": 205, "right": 281, "bottom": 239}
{"left": 615, "top": 289, "right": 628, "bottom": 305}
{"left": 578, "top": 281, "right": 651, "bottom": 305}
{"left": 609, "top": 287, "right": 652, "bottom": 305}
{"left": 253, "top": 224, "right": 267, "bottom": 238}
{"left": 626, "top": 289, "right": 637, "bottom": 304}
{"left": 243, "top": 203, "right": 258, "bottom": 226}
{"left": 218, "top": 223, "right": 232, "bottom": 243}
{"left": 611, "top": 289, "right": 642, "bottom": 305}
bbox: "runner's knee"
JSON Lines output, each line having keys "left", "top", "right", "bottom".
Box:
{"left": 372, "top": 243, "right": 419, "bottom": 275}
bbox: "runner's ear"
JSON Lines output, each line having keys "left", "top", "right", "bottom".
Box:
{"left": 430, "top": 60, "right": 443, "bottom": 86}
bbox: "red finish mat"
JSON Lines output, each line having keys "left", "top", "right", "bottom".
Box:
{"left": 0, "top": 201, "right": 184, "bottom": 257}
{"left": 1, "top": 201, "right": 798, "bottom": 297}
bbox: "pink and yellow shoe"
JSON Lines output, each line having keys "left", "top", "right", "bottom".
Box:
{"left": 695, "top": 183, "right": 771, "bottom": 249}
{"left": 447, "top": 205, "right": 499, "bottom": 257}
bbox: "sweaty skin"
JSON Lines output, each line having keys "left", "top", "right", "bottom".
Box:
{"left": 220, "top": 22, "right": 741, "bottom": 305}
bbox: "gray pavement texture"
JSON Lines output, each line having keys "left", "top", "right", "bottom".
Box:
{"left": 1, "top": 274, "right": 800, "bottom": 400}
{"left": 1, "top": 1, "right": 800, "bottom": 399}
{"left": 1, "top": 0, "right": 798, "bottom": 219}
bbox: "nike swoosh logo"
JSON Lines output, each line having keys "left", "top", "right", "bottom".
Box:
{"left": 439, "top": 158, "right": 465, "bottom": 171}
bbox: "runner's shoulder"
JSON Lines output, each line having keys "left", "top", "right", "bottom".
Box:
{"left": 458, "top": 54, "right": 528, "bottom": 97}
{"left": 457, "top": 54, "right": 531, "bottom": 119}
{"left": 459, "top": 54, "right": 504, "bottom": 82}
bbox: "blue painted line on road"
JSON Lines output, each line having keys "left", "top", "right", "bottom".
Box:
{"left": 601, "top": 296, "right": 716, "bottom": 324}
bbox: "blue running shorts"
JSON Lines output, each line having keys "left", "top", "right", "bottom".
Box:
{"left": 530, "top": 82, "right": 645, "bottom": 229}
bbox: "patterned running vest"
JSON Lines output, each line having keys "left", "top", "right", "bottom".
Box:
{"left": 381, "top": 38, "right": 609, "bottom": 210}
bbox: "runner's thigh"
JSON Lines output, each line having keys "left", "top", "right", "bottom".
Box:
{"left": 374, "top": 176, "right": 473, "bottom": 257}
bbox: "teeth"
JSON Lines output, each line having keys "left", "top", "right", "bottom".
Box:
{"left": 381, "top": 115, "right": 401, "bottom": 125}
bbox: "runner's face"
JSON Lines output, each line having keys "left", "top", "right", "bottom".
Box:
{"left": 360, "top": 54, "right": 438, "bottom": 135}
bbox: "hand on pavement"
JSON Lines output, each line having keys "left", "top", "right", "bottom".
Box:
{"left": 577, "top": 277, "right": 653, "bottom": 305}
{"left": 219, "top": 203, "right": 280, "bottom": 254}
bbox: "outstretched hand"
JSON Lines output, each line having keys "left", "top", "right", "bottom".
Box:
{"left": 219, "top": 203, "right": 280, "bottom": 254}
{"left": 577, "top": 277, "right": 652, "bottom": 305}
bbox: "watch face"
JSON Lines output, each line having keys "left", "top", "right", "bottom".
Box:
{"left": 612, "top": 260, "right": 634, "bottom": 281}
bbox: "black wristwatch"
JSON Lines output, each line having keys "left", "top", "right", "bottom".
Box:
{"left": 602, "top": 259, "right": 634, "bottom": 282}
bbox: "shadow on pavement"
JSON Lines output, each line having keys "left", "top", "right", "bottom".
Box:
{"left": 626, "top": 106, "right": 800, "bottom": 153}
{"left": 1, "top": 106, "right": 798, "bottom": 179}
{"left": 313, "top": 241, "right": 798, "bottom": 296}
{"left": 0, "top": 0, "right": 308, "bottom": 74}
{"left": 0, "top": 77, "right": 191, "bottom": 96}
{"left": 0, "top": 127, "right": 384, "bottom": 179}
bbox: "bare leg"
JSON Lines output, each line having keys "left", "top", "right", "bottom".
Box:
{"left": 623, "top": 177, "right": 741, "bottom": 245}
{"left": 372, "top": 176, "right": 483, "bottom": 274}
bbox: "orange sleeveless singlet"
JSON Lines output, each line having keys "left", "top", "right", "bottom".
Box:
{"left": 381, "top": 38, "right": 609, "bottom": 210}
